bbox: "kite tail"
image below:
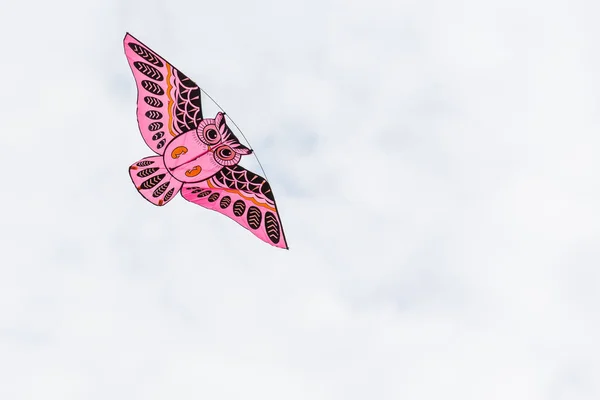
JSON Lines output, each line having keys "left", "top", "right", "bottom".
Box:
{"left": 129, "top": 156, "right": 182, "bottom": 206}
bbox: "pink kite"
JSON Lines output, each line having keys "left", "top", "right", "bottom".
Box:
{"left": 123, "top": 32, "right": 288, "bottom": 249}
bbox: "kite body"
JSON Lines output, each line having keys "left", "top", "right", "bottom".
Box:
{"left": 124, "top": 33, "right": 288, "bottom": 249}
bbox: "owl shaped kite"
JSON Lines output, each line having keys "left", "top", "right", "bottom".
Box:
{"left": 124, "top": 32, "right": 288, "bottom": 249}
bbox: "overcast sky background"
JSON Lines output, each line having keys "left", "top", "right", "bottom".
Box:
{"left": 1, "top": 0, "right": 599, "bottom": 398}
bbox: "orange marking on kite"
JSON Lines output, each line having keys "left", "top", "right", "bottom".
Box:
{"left": 185, "top": 166, "right": 202, "bottom": 177}
{"left": 171, "top": 146, "right": 188, "bottom": 159}
{"left": 207, "top": 180, "right": 276, "bottom": 212}
{"left": 166, "top": 64, "right": 176, "bottom": 137}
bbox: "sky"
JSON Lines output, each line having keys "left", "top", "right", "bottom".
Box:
{"left": 1, "top": 0, "right": 599, "bottom": 398}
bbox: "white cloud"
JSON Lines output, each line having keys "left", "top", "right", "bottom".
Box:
{"left": 0, "top": 0, "right": 599, "bottom": 398}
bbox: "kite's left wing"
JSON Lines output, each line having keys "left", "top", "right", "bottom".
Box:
{"left": 181, "top": 166, "right": 288, "bottom": 249}
{"left": 123, "top": 33, "right": 203, "bottom": 155}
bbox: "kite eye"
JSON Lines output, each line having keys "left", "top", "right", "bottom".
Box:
{"left": 206, "top": 129, "right": 218, "bottom": 141}
{"left": 201, "top": 125, "right": 221, "bottom": 145}
{"left": 215, "top": 145, "right": 235, "bottom": 161}
{"left": 214, "top": 145, "right": 240, "bottom": 166}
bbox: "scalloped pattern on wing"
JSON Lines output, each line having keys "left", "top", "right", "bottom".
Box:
{"left": 124, "top": 33, "right": 203, "bottom": 155}
{"left": 180, "top": 166, "right": 288, "bottom": 249}
{"left": 129, "top": 156, "right": 183, "bottom": 206}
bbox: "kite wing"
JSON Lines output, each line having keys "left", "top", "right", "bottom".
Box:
{"left": 181, "top": 166, "right": 288, "bottom": 249}
{"left": 129, "top": 156, "right": 183, "bottom": 206}
{"left": 123, "top": 33, "right": 203, "bottom": 155}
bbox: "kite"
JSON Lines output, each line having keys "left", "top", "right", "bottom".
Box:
{"left": 123, "top": 32, "right": 288, "bottom": 249}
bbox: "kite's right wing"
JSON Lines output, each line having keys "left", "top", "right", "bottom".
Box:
{"left": 123, "top": 33, "right": 204, "bottom": 154}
